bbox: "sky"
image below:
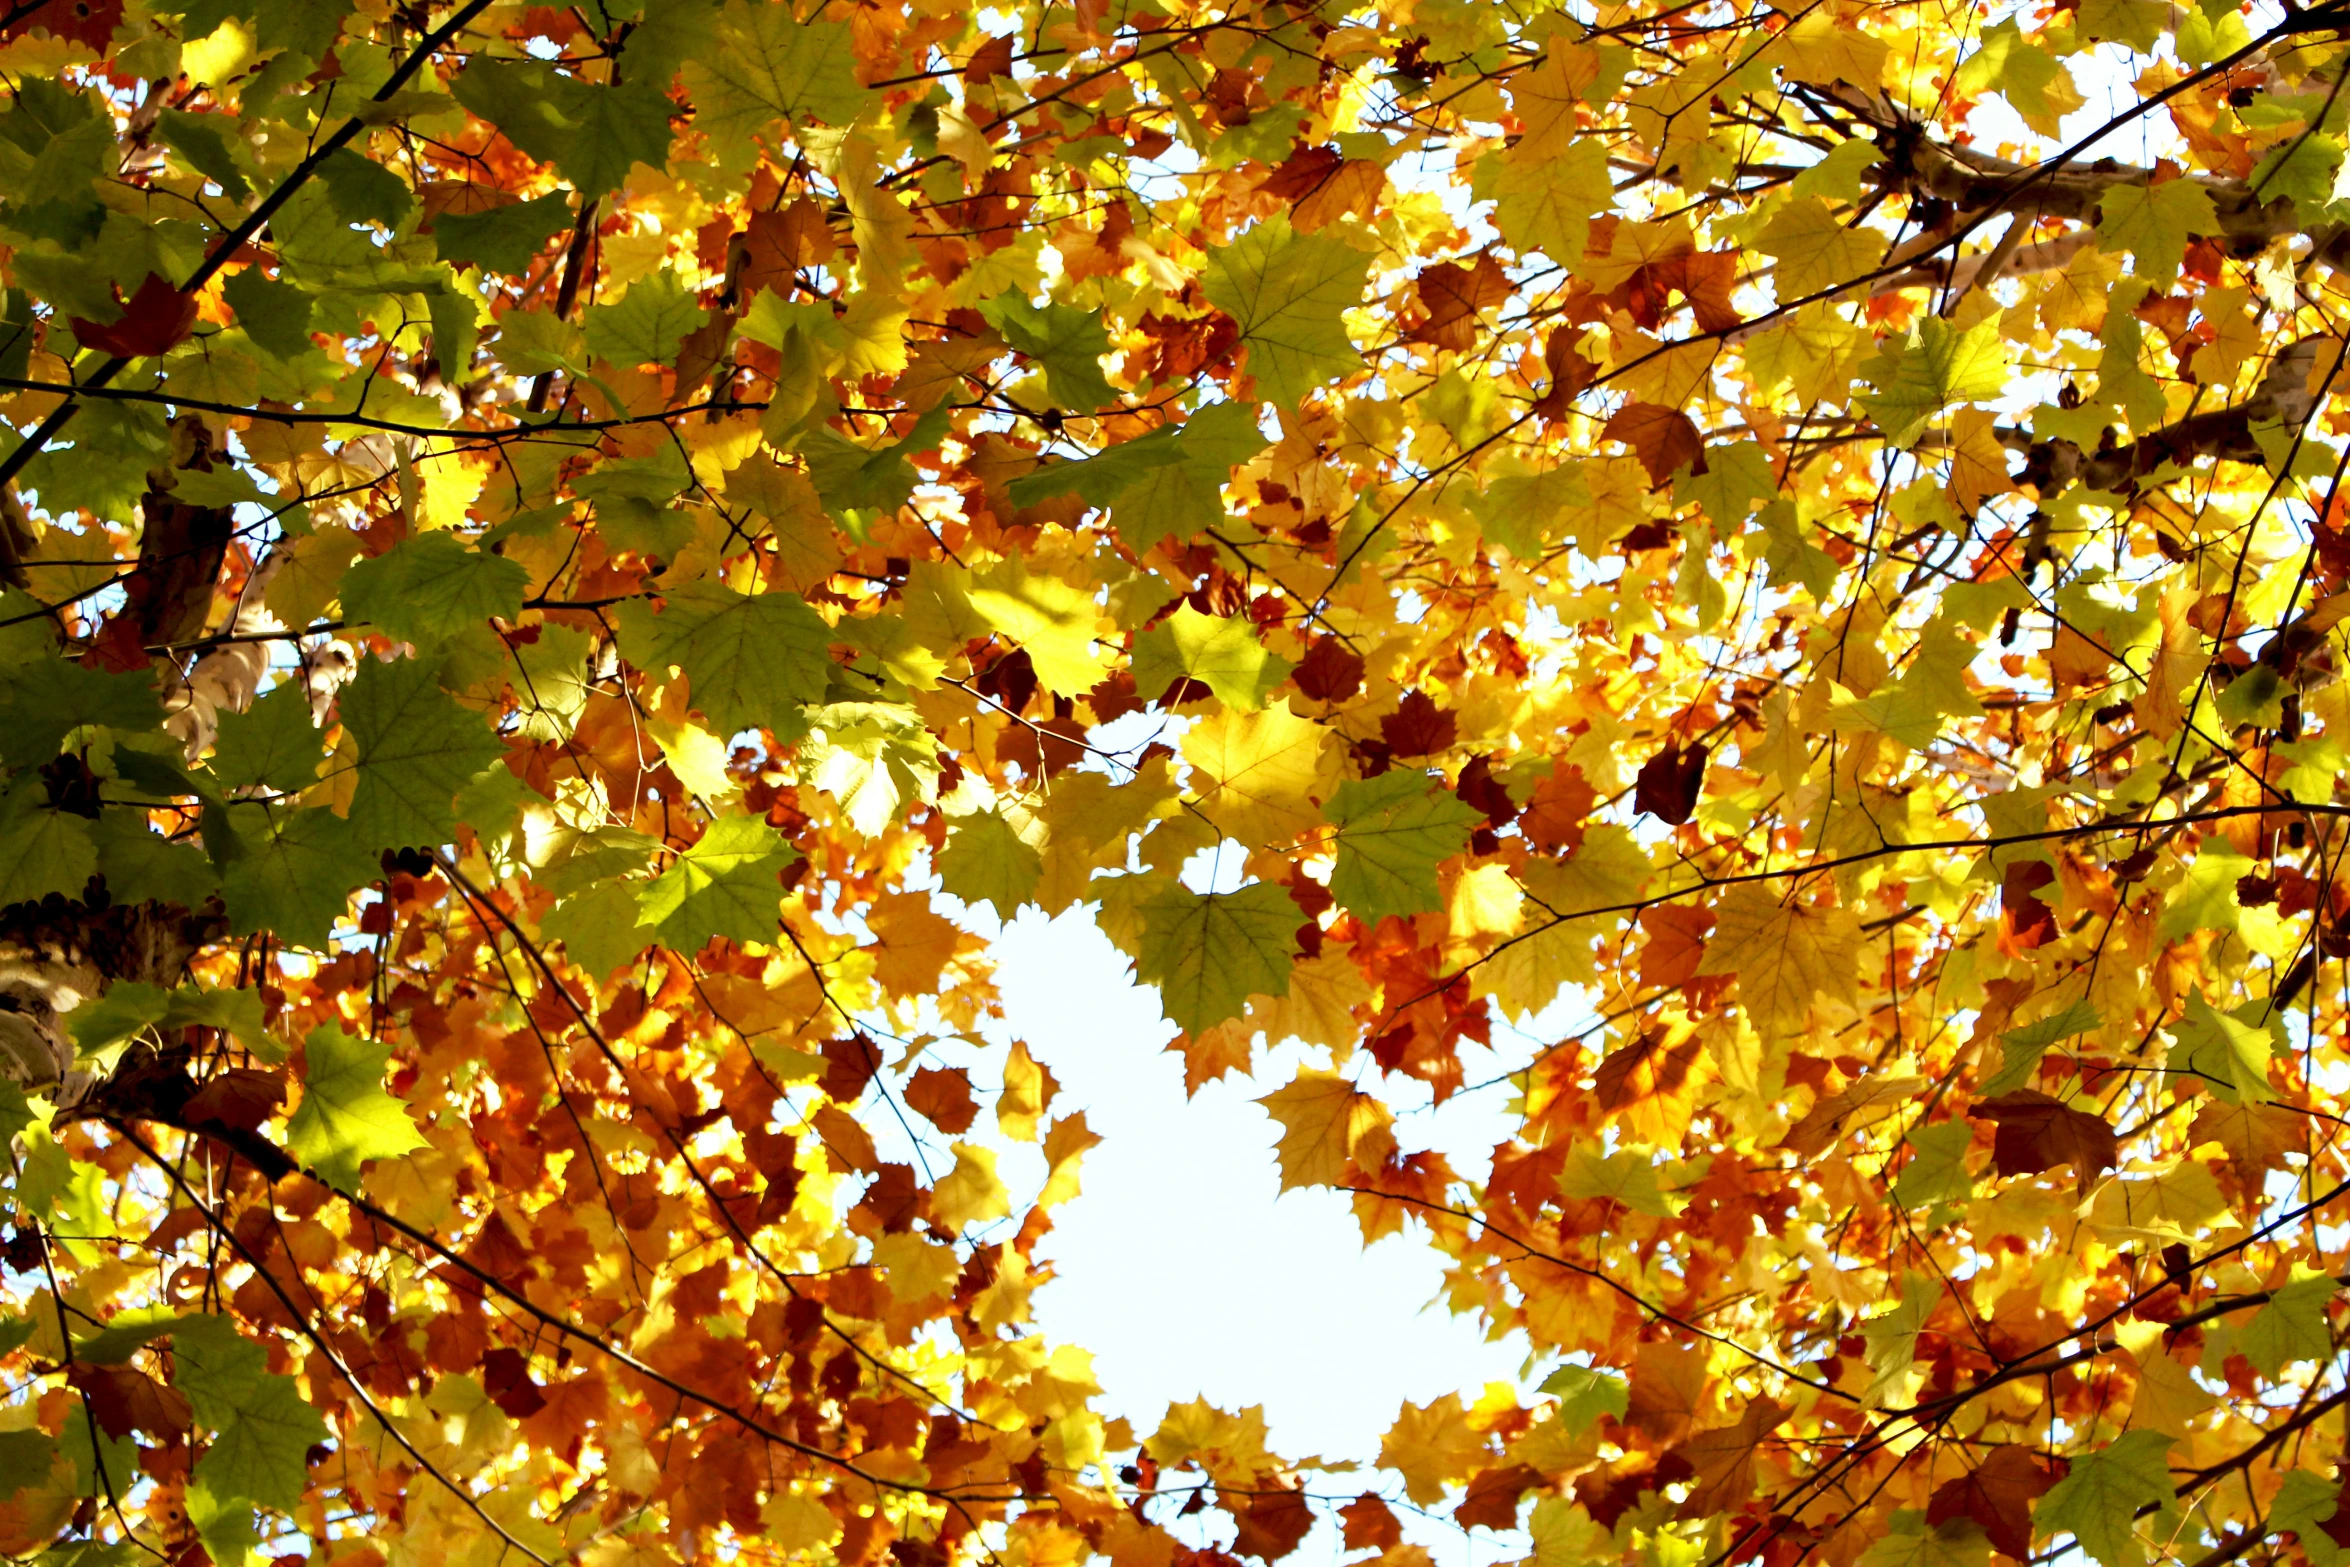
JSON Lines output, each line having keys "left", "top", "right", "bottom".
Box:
{"left": 973, "top": 904, "right": 1541, "bottom": 1565}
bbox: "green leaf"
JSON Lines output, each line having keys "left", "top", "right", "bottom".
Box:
{"left": 1323, "top": 769, "right": 1481, "bottom": 925}
{"left": 1132, "top": 877, "right": 1297, "bottom": 1034}
{"left": 155, "top": 108, "right": 251, "bottom": 199}
{"left": 93, "top": 811, "right": 222, "bottom": 908}
{"left": 67, "top": 980, "right": 171, "bottom": 1062}
{"left": 173, "top": 1314, "right": 328, "bottom": 1516}
{"left": 221, "top": 268, "right": 316, "bottom": 360}
{"left": 339, "top": 657, "right": 506, "bottom": 851}
{"left": 2097, "top": 177, "right": 2219, "bottom": 286}
{"left": 683, "top": 0, "right": 873, "bottom": 173}
{"left": 0, "top": 781, "right": 96, "bottom": 910}
{"left": 2270, "top": 1470, "right": 2350, "bottom": 1567}
{"left": 451, "top": 61, "right": 675, "bottom": 200}
{"left": 0, "top": 1079, "right": 30, "bottom": 1145}
{"left": 1854, "top": 1511, "right": 1991, "bottom": 1567}
{"left": 1109, "top": 401, "right": 1269, "bottom": 551}
{"left": 938, "top": 808, "right": 1043, "bottom": 917}
{"left": 1131, "top": 605, "right": 1293, "bottom": 712}
{"left": 0, "top": 1428, "right": 56, "bottom": 1489}
{"left": 1199, "top": 217, "right": 1370, "bottom": 409}
{"left": 340, "top": 531, "right": 530, "bottom": 648}
{"left": 583, "top": 268, "right": 709, "bottom": 368}
{"left": 1983, "top": 998, "right": 2100, "bottom": 1096}
{"left": 434, "top": 191, "right": 577, "bottom": 274}
{"left": 2030, "top": 1429, "right": 2173, "bottom": 1567}
{"left": 2167, "top": 991, "right": 2281, "bottom": 1104}
{"left": 1892, "top": 1118, "right": 1975, "bottom": 1209}
{"left": 212, "top": 680, "right": 323, "bottom": 794}
{"left": 1005, "top": 424, "right": 1186, "bottom": 508}
{"left": 615, "top": 581, "right": 833, "bottom": 737}
{"left": 216, "top": 803, "right": 374, "bottom": 946}
{"left": 316, "top": 146, "right": 412, "bottom": 228}
{"left": 542, "top": 878, "right": 655, "bottom": 980}
{"left": 980, "top": 292, "right": 1119, "bottom": 412}
{"left": 1539, "top": 1364, "right": 1628, "bottom": 1434}
{"left": 1856, "top": 317, "right": 2010, "bottom": 449}
{"left": 0, "top": 661, "right": 162, "bottom": 765}
{"left": 72, "top": 1305, "right": 187, "bottom": 1366}
{"left": 286, "top": 1024, "right": 429, "bottom": 1192}
{"left": 61, "top": 1402, "right": 135, "bottom": 1501}
{"left": 2235, "top": 1267, "right": 2338, "bottom": 1378}
{"left": 634, "top": 814, "right": 794, "bottom": 950}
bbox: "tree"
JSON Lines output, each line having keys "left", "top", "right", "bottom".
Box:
{"left": 2, "top": 0, "right": 2350, "bottom": 1563}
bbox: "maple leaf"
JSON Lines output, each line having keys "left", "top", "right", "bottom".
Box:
{"left": 339, "top": 531, "right": 530, "bottom": 649}
{"left": 1928, "top": 1447, "right": 2059, "bottom": 1559}
{"left": 338, "top": 657, "right": 506, "bottom": 852}
{"left": 1970, "top": 1090, "right": 2119, "bottom": 1181}
{"left": 1130, "top": 605, "right": 1292, "bottom": 711}
{"left": 1669, "top": 1396, "right": 1787, "bottom": 1519}
{"left": 1695, "top": 885, "right": 1862, "bottom": 1042}
{"left": 2030, "top": 1431, "right": 2172, "bottom": 1567}
{"left": 635, "top": 815, "right": 796, "bottom": 950}
{"left": 1856, "top": 317, "right": 2010, "bottom": 448}
{"left": 1131, "top": 877, "right": 1297, "bottom": 1034}
{"left": 69, "top": 273, "right": 197, "bottom": 360}
{"left": 1632, "top": 738, "right": 1707, "bottom": 824}
{"left": 1258, "top": 1068, "right": 1394, "bottom": 1190}
{"left": 286, "top": 1025, "right": 429, "bottom": 1193}
{"left": 1322, "top": 769, "right": 1480, "bottom": 926}
{"left": 1605, "top": 401, "right": 1706, "bottom": 486}
{"left": 1199, "top": 217, "right": 1371, "bottom": 408}
{"left": 616, "top": 581, "right": 834, "bottom": 738}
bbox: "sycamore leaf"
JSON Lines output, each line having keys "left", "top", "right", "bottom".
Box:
{"left": 584, "top": 270, "right": 710, "bottom": 370}
{"left": 1927, "top": 1447, "right": 2058, "bottom": 1560}
{"left": 1856, "top": 318, "right": 2010, "bottom": 448}
{"left": 1257, "top": 1068, "right": 1393, "bottom": 1190}
{"left": 2235, "top": 1267, "right": 2338, "bottom": 1378}
{"left": 980, "top": 292, "right": 1118, "bottom": 412}
{"left": 1130, "top": 605, "right": 1292, "bottom": 711}
{"left": 433, "top": 190, "right": 575, "bottom": 273}
{"left": 0, "top": 781, "right": 95, "bottom": 909}
{"left": 1539, "top": 1366, "right": 1628, "bottom": 1434}
{"left": 966, "top": 552, "right": 1110, "bottom": 697}
{"left": 1132, "top": 877, "right": 1297, "bottom": 1034}
{"left": 339, "top": 657, "right": 506, "bottom": 852}
{"left": 286, "top": 1024, "right": 429, "bottom": 1192}
{"left": 2097, "top": 177, "right": 2219, "bottom": 285}
{"left": 1322, "top": 769, "right": 1480, "bottom": 926}
{"left": 2030, "top": 1431, "right": 2172, "bottom": 1567}
{"left": 617, "top": 581, "right": 833, "bottom": 738}
{"left": 1695, "top": 885, "right": 1861, "bottom": 1041}
{"left": 635, "top": 815, "right": 795, "bottom": 949}
{"left": 938, "top": 807, "right": 1044, "bottom": 916}
{"left": 2270, "top": 1470, "right": 2350, "bottom": 1567}
{"left": 450, "top": 61, "right": 674, "bottom": 201}
{"left": 1199, "top": 217, "right": 1370, "bottom": 408}
{"left": 684, "top": 0, "right": 872, "bottom": 171}
{"left": 1855, "top": 1512, "right": 1992, "bottom": 1567}
{"left": 1183, "top": 701, "right": 1336, "bottom": 849}
{"left": 211, "top": 680, "right": 323, "bottom": 794}
{"left": 339, "top": 531, "right": 529, "bottom": 648}
{"left": 216, "top": 804, "right": 374, "bottom": 946}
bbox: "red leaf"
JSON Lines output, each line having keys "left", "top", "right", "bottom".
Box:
{"left": 1634, "top": 739, "right": 1708, "bottom": 825}
{"left": 1381, "top": 689, "right": 1456, "bottom": 756}
{"left": 70, "top": 273, "right": 199, "bottom": 359}
{"left": 1999, "top": 858, "right": 2057, "bottom": 950}
{"left": 0, "top": 0, "right": 122, "bottom": 49}
{"left": 1970, "top": 1090, "right": 2118, "bottom": 1180}
{"left": 905, "top": 1066, "right": 979, "bottom": 1134}
{"left": 1605, "top": 401, "right": 1707, "bottom": 487}
{"left": 1926, "top": 1446, "right": 2060, "bottom": 1560}
{"left": 1228, "top": 1483, "right": 1313, "bottom": 1562}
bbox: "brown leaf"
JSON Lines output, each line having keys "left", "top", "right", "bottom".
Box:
{"left": 1229, "top": 1482, "right": 1313, "bottom": 1561}
{"left": 2190, "top": 1097, "right": 2300, "bottom": 1185}
{"left": 1340, "top": 1493, "right": 1402, "bottom": 1551}
{"left": 1633, "top": 739, "right": 1708, "bottom": 825}
{"left": 1605, "top": 401, "right": 1707, "bottom": 487}
{"left": 1, "top": 0, "right": 123, "bottom": 49}
{"left": 1925, "top": 1446, "right": 2058, "bottom": 1559}
{"left": 1293, "top": 637, "right": 1366, "bottom": 703}
{"left": 821, "top": 1033, "right": 884, "bottom": 1103}
{"left": 739, "top": 198, "right": 836, "bottom": 297}
{"left": 1670, "top": 1397, "right": 1788, "bottom": 1519}
{"left": 1381, "top": 690, "right": 1457, "bottom": 757}
{"left": 1970, "top": 1090, "right": 2118, "bottom": 1180}
{"left": 1518, "top": 765, "right": 1596, "bottom": 852}
{"left": 1454, "top": 1465, "right": 1542, "bottom": 1532}
{"left": 1408, "top": 255, "right": 1510, "bottom": 354}
{"left": 479, "top": 1346, "right": 548, "bottom": 1419}
{"left": 183, "top": 1068, "right": 287, "bottom": 1133}
{"left": 1626, "top": 1340, "right": 1708, "bottom": 1445}
{"left": 1532, "top": 327, "right": 1597, "bottom": 422}
{"left": 905, "top": 1067, "right": 980, "bottom": 1135}
{"left": 1999, "top": 858, "right": 2057, "bottom": 951}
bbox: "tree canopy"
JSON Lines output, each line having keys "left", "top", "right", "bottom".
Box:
{"left": 2, "top": 0, "right": 2350, "bottom": 1565}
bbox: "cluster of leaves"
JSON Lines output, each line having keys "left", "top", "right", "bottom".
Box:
{"left": 3, "top": 0, "right": 2350, "bottom": 1564}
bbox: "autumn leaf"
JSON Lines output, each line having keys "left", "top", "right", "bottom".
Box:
{"left": 1199, "top": 217, "right": 1371, "bottom": 408}
{"left": 285, "top": 1025, "right": 429, "bottom": 1193}
{"left": 1928, "top": 1445, "right": 2059, "bottom": 1559}
{"left": 1696, "top": 885, "right": 1862, "bottom": 1041}
{"left": 1258, "top": 1068, "right": 1394, "bottom": 1190}
{"left": 1970, "top": 1090, "right": 2119, "bottom": 1181}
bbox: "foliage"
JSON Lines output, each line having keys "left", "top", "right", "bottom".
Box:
{"left": 2, "top": 1, "right": 2350, "bottom": 1566}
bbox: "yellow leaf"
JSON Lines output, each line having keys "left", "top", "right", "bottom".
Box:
{"left": 1181, "top": 700, "right": 1338, "bottom": 849}
{"left": 1697, "top": 884, "right": 1862, "bottom": 1042}
{"left": 1380, "top": 1394, "right": 1490, "bottom": 1505}
{"left": 1258, "top": 1067, "right": 1395, "bottom": 1190}
{"left": 931, "top": 1142, "right": 1011, "bottom": 1230}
